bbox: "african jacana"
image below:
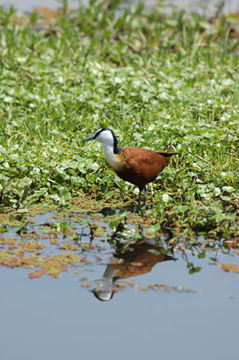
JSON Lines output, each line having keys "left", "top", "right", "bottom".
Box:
{"left": 83, "top": 128, "right": 177, "bottom": 212}
{"left": 92, "top": 241, "right": 175, "bottom": 301}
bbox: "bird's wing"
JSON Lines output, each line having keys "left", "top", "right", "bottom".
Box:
{"left": 123, "top": 147, "right": 169, "bottom": 177}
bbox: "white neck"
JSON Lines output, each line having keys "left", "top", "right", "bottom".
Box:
{"left": 101, "top": 142, "right": 121, "bottom": 170}
{"left": 103, "top": 263, "right": 121, "bottom": 280}
{"left": 102, "top": 142, "right": 114, "bottom": 163}
{"left": 95, "top": 129, "right": 121, "bottom": 170}
{"left": 92, "top": 262, "right": 120, "bottom": 301}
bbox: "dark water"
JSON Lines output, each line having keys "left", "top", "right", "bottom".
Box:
{"left": 1, "top": 211, "right": 238, "bottom": 360}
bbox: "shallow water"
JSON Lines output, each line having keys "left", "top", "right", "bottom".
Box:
{"left": 0, "top": 0, "right": 239, "bottom": 14}
{"left": 1, "top": 211, "right": 238, "bottom": 360}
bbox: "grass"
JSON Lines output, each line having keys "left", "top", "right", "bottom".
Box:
{"left": 0, "top": 1, "right": 238, "bottom": 239}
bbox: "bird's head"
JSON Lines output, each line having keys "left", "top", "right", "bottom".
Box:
{"left": 83, "top": 128, "right": 118, "bottom": 150}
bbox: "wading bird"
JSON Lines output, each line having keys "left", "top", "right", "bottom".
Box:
{"left": 83, "top": 128, "right": 177, "bottom": 212}
{"left": 92, "top": 242, "right": 175, "bottom": 301}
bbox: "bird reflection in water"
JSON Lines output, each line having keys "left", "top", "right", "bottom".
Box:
{"left": 92, "top": 241, "right": 176, "bottom": 301}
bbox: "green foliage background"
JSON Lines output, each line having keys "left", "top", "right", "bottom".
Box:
{"left": 0, "top": 1, "right": 238, "bottom": 237}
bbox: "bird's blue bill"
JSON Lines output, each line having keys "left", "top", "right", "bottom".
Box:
{"left": 83, "top": 134, "right": 95, "bottom": 142}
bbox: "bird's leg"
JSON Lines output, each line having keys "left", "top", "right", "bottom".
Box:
{"left": 136, "top": 190, "right": 142, "bottom": 213}
{"left": 143, "top": 186, "right": 148, "bottom": 207}
{"left": 136, "top": 187, "right": 147, "bottom": 213}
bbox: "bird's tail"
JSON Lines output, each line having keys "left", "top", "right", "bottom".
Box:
{"left": 157, "top": 151, "right": 178, "bottom": 158}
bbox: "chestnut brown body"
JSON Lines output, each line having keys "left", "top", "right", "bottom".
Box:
{"left": 115, "top": 147, "right": 175, "bottom": 191}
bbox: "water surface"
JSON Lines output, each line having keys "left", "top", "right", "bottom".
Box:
{"left": 0, "top": 0, "right": 238, "bottom": 14}
{"left": 1, "top": 211, "right": 238, "bottom": 360}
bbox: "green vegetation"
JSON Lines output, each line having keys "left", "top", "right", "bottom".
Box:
{"left": 0, "top": 1, "right": 238, "bottom": 239}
